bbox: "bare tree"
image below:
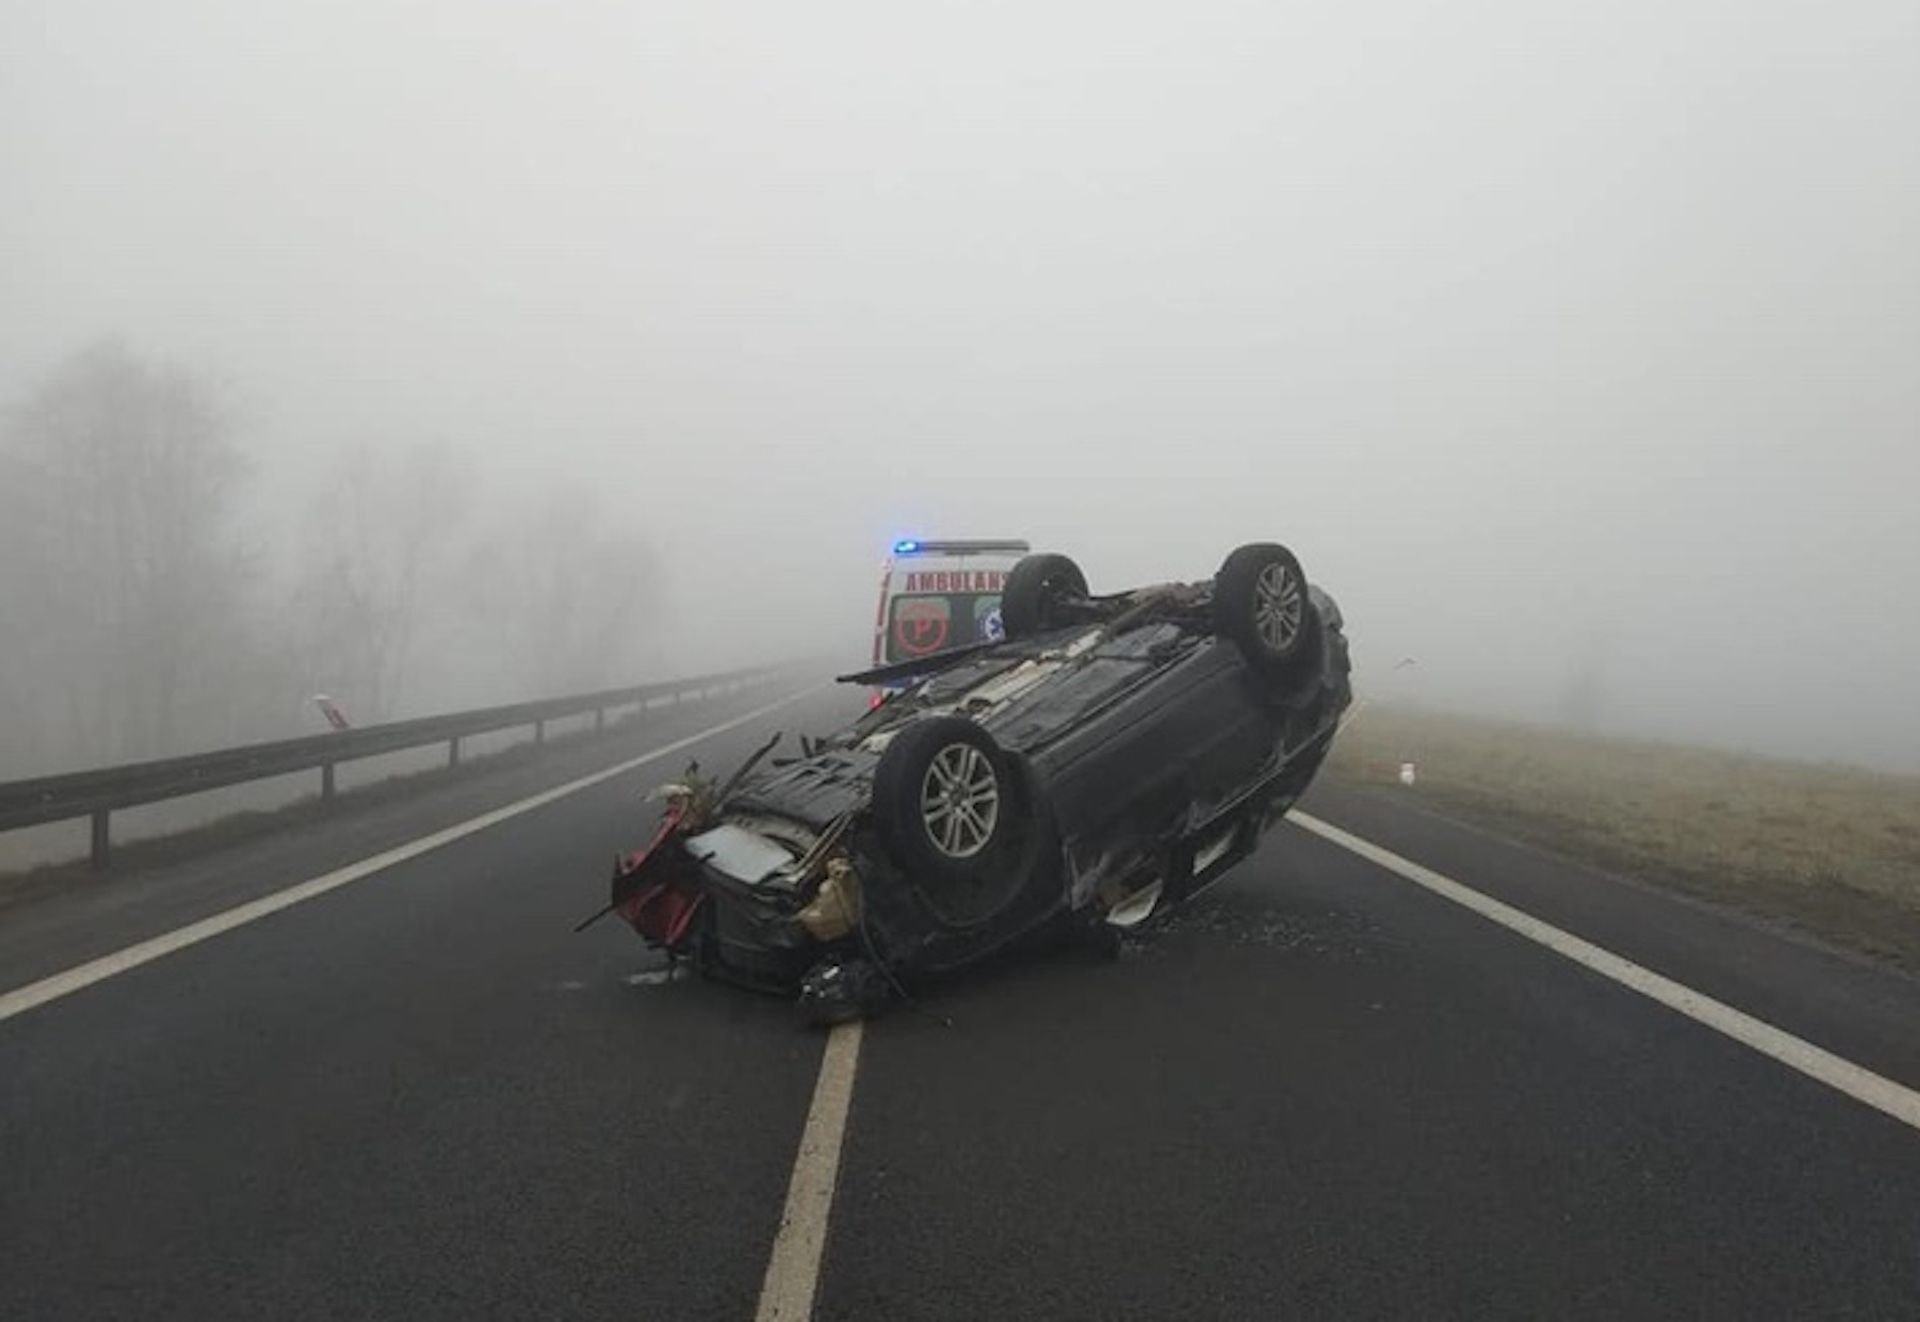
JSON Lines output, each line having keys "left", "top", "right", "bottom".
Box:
{"left": 290, "top": 440, "right": 476, "bottom": 720}
{"left": 461, "top": 484, "right": 663, "bottom": 699}
{"left": 0, "top": 451, "right": 64, "bottom": 774}
{"left": 2, "top": 341, "right": 250, "bottom": 769}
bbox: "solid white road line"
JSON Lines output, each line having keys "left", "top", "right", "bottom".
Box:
{"left": 1292, "top": 811, "right": 1920, "bottom": 1134}
{"left": 757, "top": 1020, "right": 864, "bottom": 1322}
{"left": 0, "top": 687, "right": 822, "bottom": 1026}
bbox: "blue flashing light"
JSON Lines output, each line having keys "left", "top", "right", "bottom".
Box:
{"left": 893, "top": 539, "right": 920, "bottom": 554}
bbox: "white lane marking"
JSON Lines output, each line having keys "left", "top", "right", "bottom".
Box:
{"left": 1292, "top": 812, "right": 1920, "bottom": 1134}
{"left": 0, "top": 687, "right": 822, "bottom": 1025}
{"left": 757, "top": 1021, "right": 865, "bottom": 1322}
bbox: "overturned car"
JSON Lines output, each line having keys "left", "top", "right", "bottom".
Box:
{"left": 592, "top": 542, "right": 1352, "bottom": 1022}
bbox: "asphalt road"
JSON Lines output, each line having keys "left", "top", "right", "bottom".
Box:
{"left": 4, "top": 687, "right": 1918, "bottom": 1320}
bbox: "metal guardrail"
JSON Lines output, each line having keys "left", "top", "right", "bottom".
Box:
{"left": 0, "top": 665, "right": 793, "bottom": 869}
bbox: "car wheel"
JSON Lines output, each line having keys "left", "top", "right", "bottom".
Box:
{"left": 1214, "top": 542, "right": 1320, "bottom": 675}
{"left": 872, "top": 716, "right": 1029, "bottom": 930}
{"left": 1001, "top": 553, "right": 1090, "bottom": 640}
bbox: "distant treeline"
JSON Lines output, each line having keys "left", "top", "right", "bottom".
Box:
{"left": 0, "top": 340, "right": 665, "bottom": 779}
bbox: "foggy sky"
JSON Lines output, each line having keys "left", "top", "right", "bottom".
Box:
{"left": 5, "top": 0, "right": 1917, "bottom": 769}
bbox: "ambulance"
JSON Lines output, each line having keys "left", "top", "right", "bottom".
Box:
{"left": 870, "top": 538, "right": 1031, "bottom": 681}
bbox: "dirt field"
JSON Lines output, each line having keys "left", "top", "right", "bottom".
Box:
{"left": 1326, "top": 705, "right": 1920, "bottom": 971}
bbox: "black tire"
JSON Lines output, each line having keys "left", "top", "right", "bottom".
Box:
{"left": 871, "top": 716, "right": 1029, "bottom": 930}
{"left": 1214, "top": 542, "right": 1319, "bottom": 675}
{"left": 1001, "top": 553, "right": 1090, "bottom": 640}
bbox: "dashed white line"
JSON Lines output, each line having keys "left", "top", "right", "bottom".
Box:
{"left": 0, "top": 687, "right": 822, "bottom": 1026}
{"left": 757, "top": 1021, "right": 865, "bottom": 1322}
{"left": 1292, "top": 811, "right": 1920, "bottom": 1134}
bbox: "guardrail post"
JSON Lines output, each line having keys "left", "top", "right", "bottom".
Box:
{"left": 90, "top": 810, "right": 110, "bottom": 870}
{"left": 321, "top": 763, "right": 336, "bottom": 802}
{"left": 449, "top": 736, "right": 461, "bottom": 768}
{"left": 534, "top": 719, "right": 546, "bottom": 746}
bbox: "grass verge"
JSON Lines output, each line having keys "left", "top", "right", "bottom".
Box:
{"left": 1326, "top": 705, "right": 1920, "bottom": 971}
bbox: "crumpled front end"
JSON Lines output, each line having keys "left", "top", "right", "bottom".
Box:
{"left": 682, "top": 820, "right": 843, "bottom": 992}
{"left": 603, "top": 768, "right": 887, "bottom": 1015}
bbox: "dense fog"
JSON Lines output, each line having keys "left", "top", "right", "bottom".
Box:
{"left": 4, "top": 0, "right": 1916, "bottom": 777}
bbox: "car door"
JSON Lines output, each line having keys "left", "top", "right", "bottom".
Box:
{"left": 1030, "top": 637, "right": 1279, "bottom": 870}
